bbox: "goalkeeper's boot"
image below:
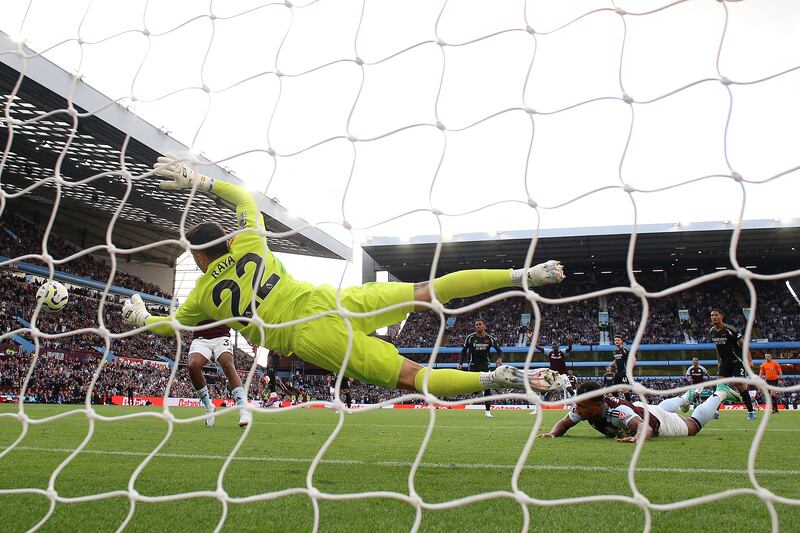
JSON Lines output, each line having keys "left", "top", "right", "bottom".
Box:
{"left": 238, "top": 408, "right": 252, "bottom": 428}
{"left": 485, "top": 411, "right": 493, "bottom": 418}
{"left": 492, "top": 365, "right": 560, "bottom": 393}
{"left": 681, "top": 390, "right": 697, "bottom": 413}
{"left": 527, "top": 260, "right": 565, "bottom": 287}
{"left": 747, "top": 411, "right": 757, "bottom": 421}
{"left": 205, "top": 404, "right": 216, "bottom": 427}
{"left": 715, "top": 383, "right": 742, "bottom": 403}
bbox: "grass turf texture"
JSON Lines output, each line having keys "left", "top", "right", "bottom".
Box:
{"left": 0, "top": 405, "right": 798, "bottom": 532}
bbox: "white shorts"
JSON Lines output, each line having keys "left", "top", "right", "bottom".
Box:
{"left": 635, "top": 402, "right": 689, "bottom": 438}
{"left": 189, "top": 337, "right": 233, "bottom": 363}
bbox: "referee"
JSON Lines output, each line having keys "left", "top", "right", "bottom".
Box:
{"left": 460, "top": 318, "right": 503, "bottom": 418}
{"left": 759, "top": 353, "right": 783, "bottom": 414}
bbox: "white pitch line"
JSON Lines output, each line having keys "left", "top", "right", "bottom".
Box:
{"left": 2, "top": 446, "right": 799, "bottom": 476}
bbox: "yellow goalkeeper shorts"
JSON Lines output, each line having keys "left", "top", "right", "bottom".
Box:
{"left": 292, "top": 282, "right": 414, "bottom": 389}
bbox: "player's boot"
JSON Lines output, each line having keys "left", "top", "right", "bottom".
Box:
{"left": 715, "top": 383, "right": 742, "bottom": 403}
{"left": 526, "top": 260, "right": 566, "bottom": 287}
{"left": 492, "top": 365, "right": 561, "bottom": 393}
{"left": 238, "top": 409, "right": 252, "bottom": 428}
{"left": 205, "top": 403, "right": 216, "bottom": 427}
{"left": 747, "top": 411, "right": 757, "bottom": 420}
{"left": 681, "top": 390, "right": 697, "bottom": 413}
{"left": 264, "top": 392, "right": 279, "bottom": 407}
{"left": 485, "top": 411, "right": 493, "bottom": 418}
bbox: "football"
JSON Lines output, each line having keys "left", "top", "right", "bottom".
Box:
{"left": 36, "top": 280, "right": 69, "bottom": 313}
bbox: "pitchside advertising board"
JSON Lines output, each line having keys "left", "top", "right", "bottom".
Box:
{"left": 107, "top": 397, "right": 798, "bottom": 410}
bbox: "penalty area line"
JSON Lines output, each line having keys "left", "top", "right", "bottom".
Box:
{"left": 2, "top": 446, "right": 799, "bottom": 476}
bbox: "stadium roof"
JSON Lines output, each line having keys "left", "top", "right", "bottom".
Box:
{"left": 362, "top": 220, "right": 800, "bottom": 282}
{"left": 0, "top": 31, "right": 350, "bottom": 266}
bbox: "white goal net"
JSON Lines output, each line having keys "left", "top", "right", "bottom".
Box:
{"left": 1, "top": 1, "right": 799, "bottom": 531}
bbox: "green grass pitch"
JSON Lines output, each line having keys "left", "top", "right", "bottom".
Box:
{"left": 0, "top": 405, "right": 798, "bottom": 532}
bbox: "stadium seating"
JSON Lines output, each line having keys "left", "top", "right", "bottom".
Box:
{"left": 0, "top": 210, "right": 171, "bottom": 298}
{"left": 394, "top": 270, "right": 800, "bottom": 348}
{"left": 0, "top": 272, "right": 259, "bottom": 371}
{"left": 3, "top": 212, "right": 798, "bottom": 408}
{"left": 0, "top": 351, "right": 266, "bottom": 403}
{"left": 3, "top": 351, "right": 796, "bottom": 407}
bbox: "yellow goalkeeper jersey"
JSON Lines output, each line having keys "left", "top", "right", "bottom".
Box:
{"left": 146, "top": 180, "right": 314, "bottom": 353}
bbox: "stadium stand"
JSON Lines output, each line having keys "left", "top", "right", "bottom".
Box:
{"left": 0, "top": 271, "right": 259, "bottom": 372}
{"left": 3, "top": 257, "right": 798, "bottom": 408}
{"left": 1, "top": 210, "right": 171, "bottom": 298}
{"left": 0, "top": 351, "right": 266, "bottom": 403}
{"left": 3, "top": 206, "right": 799, "bottom": 408}
{"left": 7, "top": 352, "right": 797, "bottom": 408}
{"left": 394, "top": 270, "right": 800, "bottom": 348}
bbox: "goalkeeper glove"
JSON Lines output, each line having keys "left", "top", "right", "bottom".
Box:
{"left": 154, "top": 153, "right": 214, "bottom": 192}
{"left": 122, "top": 294, "right": 151, "bottom": 327}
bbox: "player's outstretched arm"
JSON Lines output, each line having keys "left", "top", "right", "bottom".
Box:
{"left": 616, "top": 417, "right": 653, "bottom": 443}
{"left": 154, "top": 154, "right": 265, "bottom": 240}
{"left": 122, "top": 294, "right": 176, "bottom": 336}
{"left": 122, "top": 293, "right": 204, "bottom": 337}
{"left": 539, "top": 415, "right": 577, "bottom": 438}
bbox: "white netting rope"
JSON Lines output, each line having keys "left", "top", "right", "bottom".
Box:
{"left": 0, "top": 1, "right": 798, "bottom": 532}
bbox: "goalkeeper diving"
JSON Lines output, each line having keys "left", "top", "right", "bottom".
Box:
{"left": 121, "top": 155, "right": 567, "bottom": 400}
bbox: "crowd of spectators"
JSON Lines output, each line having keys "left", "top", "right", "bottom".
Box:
{"left": 1, "top": 210, "right": 171, "bottom": 298}
{"left": 1, "top": 273, "right": 256, "bottom": 370}
{"left": 446, "top": 294, "right": 522, "bottom": 347}
{"left": 393, "top": 271, "right": 799, "bottom": 348}
{"left": 1, "top": 272, "right": 184, "bottom": 362}
{"left": 3, "top": 209, "right": 799, "bottom": 410}
{"left": 2, "top": 350, "right": 799, "bottom": 408}
{"left": 0, "top": 353, "right": 266, "bottom": 404}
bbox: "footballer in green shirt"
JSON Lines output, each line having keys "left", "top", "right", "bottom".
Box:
{"left": 122, "top": 154, "right": 567, "bottom": 399}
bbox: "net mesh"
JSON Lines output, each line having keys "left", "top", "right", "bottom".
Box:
{"left": 1, "top": 1, "right": 799, "bottom": 531}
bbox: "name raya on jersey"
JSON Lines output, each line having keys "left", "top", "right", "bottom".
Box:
{"left": 568, "top": 396, "right": 660, "bottom": 438}
{"left": 166, "top": 181, "right": 315, "bottom": 354}
{"left": 709, "top": 324, "right": 742, "bottom": 362}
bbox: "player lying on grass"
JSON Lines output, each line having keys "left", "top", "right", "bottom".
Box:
{"left": 539, "top": 380, "right": 741, "bottom": 442}
{"left": 121, "top": 154, "right": 566, "bottom": 400}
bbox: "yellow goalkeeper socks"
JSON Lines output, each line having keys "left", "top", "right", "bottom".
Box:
{"left": 414, "top": 368, "right": 489, "bottom": 396}
{"left": 432, "top": 269, "right": 512, "bottom": 304}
